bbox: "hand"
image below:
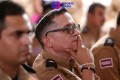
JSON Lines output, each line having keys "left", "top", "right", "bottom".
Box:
{"left": 66, "top": 35, "right": 94, "bottom": 65}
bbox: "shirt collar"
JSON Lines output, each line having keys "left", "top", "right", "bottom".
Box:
{"left": 42, "top": 50, "right": 76, "bottom": 69}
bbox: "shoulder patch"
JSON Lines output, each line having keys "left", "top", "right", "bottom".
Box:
{"left": 22, "top": 64, "right": 36, "bottom": 73}
{"left": 51, "top": 74, "right": 63, "bottom": 80}
{"left": 46, "top": 59, "right": 57, "bottom": 69}
{"left": 99, "top": 58, "right": 113, "bottom": 69}
{"left": 104, "top": 38, "right": 115, "bottom": 47}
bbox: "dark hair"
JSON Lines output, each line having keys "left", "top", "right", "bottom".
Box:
{"left": 35, "top": 8, "right": 67, "bottom": 48}
{"left": 88, "top": 3, "right": 105, "bottom": 14}
{"left": 117, "top": 12, "right": 120, "bottom": 26}
{"left": 0, "top": 1, "right": 25, "bottom": 37}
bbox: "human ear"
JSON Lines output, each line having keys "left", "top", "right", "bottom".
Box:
{"left": 42, "top": 36, "right": 53, "bottom": 48}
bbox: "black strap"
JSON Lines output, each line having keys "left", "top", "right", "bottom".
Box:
{"left": 46, "top": 59, "right": 57, "bottom": 69}
{"left": 104, "top": 38, "right": 115, "bottom": 47}
{"left": 22, "top": 64, "right": 36, "bottom": 73}
{"left": 81, "top": 67, "right": 95, "bottom": 73}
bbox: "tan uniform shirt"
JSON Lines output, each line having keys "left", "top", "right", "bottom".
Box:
{"left": 33, "top": 51, "right": 100, "bottom": 80}
{"left": 0, "top": 65, "right": 38, "bottom": 80}
{"left": 91, "top": 29, "right": 120, "bottom": 80}
{"left": 81, "top": 27, "right": 99, "bottom": 49}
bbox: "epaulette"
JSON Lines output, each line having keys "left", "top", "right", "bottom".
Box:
{"left": 46, "top": 59, "right": 57, "bottom": 69}
{"left": 22, "top": 64, "right": 36, "bottom": 73}
{"left": 104, "top": 38, "right": 115, "bottom": 47}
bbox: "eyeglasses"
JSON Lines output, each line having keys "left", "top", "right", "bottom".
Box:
{"left": 45, "top": 24, "right": 80, "bottom": 36}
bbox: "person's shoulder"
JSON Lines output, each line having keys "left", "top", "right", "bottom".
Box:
{"left": 19, "top": 64, "right": 39, "bottom": 80}
{"left": 33, "top": 58, "right": 58, "bottom": 71}
{"left": 32, "top": 54, "right": 46, "bottom": 72}
{"left": 90, "top": 35, "right": 106, "bottom": 53}
{"left": 33, "top": 58, "right": 68, "bottom": 80}
{"left": 91, "top": 35, "right": 115, "bottom": 54}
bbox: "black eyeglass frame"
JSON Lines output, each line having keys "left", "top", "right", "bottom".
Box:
{"left": 45, "top": 24, "right": 80, "bottom": 36}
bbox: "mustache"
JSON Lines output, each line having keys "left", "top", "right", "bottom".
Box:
{"left": 72, "top": 36, "right": 78, "bottom": 42}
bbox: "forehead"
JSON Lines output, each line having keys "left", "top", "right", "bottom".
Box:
{"left": 4, "top": 14, "right": 32, "bottom": 31}
{"left": 52, "top": 12, "right": 75, "bottom": 28}
{"left": 94, "top": 7, "right": 105, "bottom": 13}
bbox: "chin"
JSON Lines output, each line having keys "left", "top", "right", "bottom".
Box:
{"left": 72, "top": 42, "right": 77, "bottom": 49}
{"left": 19, "top": 57, "right": 29, "bottom": 64}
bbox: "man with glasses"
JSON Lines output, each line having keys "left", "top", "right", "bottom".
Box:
{"left": 33, "top": 8, "right": 98, "bottom": 80}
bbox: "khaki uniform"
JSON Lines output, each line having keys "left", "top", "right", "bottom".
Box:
{"left": 81, "top": 27, "right": 99, "bottom": 49}
{"left": 0, "top": 64, "right": 38, "bottom": 80}
{"left": 33, "top": 51, "right": 100, "bottom": 80}
{"left": 91, "top": 28, "right": 120, "bottom": 80}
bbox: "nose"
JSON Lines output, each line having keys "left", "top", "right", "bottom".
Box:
{"left": 21, "top": 34, "right": 32, "bottom": 46}
{"left": 73, "top": 29, "right": 80, "bottom": 36}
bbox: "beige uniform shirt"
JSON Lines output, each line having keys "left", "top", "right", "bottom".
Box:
{"left": 91, "top": 29, "right": 120, "bottom": 80}
{"left": 0, "top": 65, "right": 38, "bottom": 80}
{"left": 81, "top": 27, "right": 99, "bottom": 49}
{"left": 33, "top": 51, "right": 100, "bottom": 80}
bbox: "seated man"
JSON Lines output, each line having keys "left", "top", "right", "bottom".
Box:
{"left": 33, "top": 8, "right": 99, "bottom": 80}
{"left": 0, "top": 1, "right": 38, "bottom": 80}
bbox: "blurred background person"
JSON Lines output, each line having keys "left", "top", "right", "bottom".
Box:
{"left": 31, "top": 0, "right": 43, "bottom": 24}
{"left": 81, "top": 3, "right": 106, "bottom": 49}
